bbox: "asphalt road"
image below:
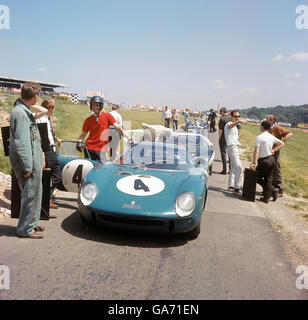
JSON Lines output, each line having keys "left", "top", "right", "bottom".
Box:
{"left": 1, "top": 131, "right": 308, "bottom": 300}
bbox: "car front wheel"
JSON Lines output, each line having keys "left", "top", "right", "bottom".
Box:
{"left": 188, "top": 221, "right": 201, "bottom": 239}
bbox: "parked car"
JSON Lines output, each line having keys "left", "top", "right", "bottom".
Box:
{"left": 57, "top": 141, "right": 209, "bottom": 239}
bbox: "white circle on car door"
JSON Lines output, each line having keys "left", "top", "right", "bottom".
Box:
{"left": 116, "top": 175, "right": 165, "bottom": 196}
{"left": 62, "top": 159, "right": 94, "bottom": 193}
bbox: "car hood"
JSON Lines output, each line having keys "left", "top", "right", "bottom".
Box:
{"left": 82, "top": 163, "right": 205, "bottom": 217}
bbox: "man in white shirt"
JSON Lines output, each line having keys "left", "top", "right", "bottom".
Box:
{"left": 162, "top": 106, "right": 172, "bottom": 128}
{"left": 109, "top": 104, "right": 123, "bottom": 160}
{"left": 36, "top": 99, "right": 63, "bottom": 212}
{"left": 224, "top": 110, "right": 247, "bottom": 196}
{"left": 250, "top": 120, "right": 284, "bottom": 203}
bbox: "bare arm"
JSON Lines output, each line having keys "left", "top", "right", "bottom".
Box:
{"left": 281, "top": 132, "right": 292, "bottom": 142}
{"left": 114, "top": 123, "right": 129, "bottom": 139}
{"left": 227, "top": 119, "right": 247, "bottom": 129}
{"left": 78, "top": 131, "right": 87, "bottom": 142}
{"left": 250, "top": 146, "right": 260, "bottom": 170}
{"left": 272, "top": 140, "right": 284, "bottom": 154}
{"left": 31, "top": 105, "right": 49, "bottom": 119}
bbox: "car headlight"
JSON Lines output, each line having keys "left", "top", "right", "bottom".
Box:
{"left": 80, "top": 182, "right": 98, "bottom": 206}
{"left": 175, "top": 192, "right": 196, "bottom": 217}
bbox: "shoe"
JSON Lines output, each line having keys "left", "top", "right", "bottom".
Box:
{"left": 50, "top": 201, "right": 58, "bottom": 209}
{"left": 227, "top": 186, "right": 234, "bottom": 192}
{"left": 278, "top": 193, "right": 283, "bottom": 198}
{"left": 272, "top": 188, "right": 279, "bottom": 201}
{"left": 17, "top": 232, "right": 43, "bottom": 239}
{"left": 260, "top": 197, "right": 269, "bottom": 204}
{"left": 49, "top": 214, "right": 57, "bottom": 219}
{"left": 219, "top": 171, "right": 227, "bottom": 175}
{"left": 34, "top": 225, "right": 45, "bottom": 232}
{"left": 233, "top": 189, "right": 242, "bottom": 196}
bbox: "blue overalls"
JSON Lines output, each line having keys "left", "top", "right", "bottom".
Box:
{"left": 9, "top": 101, "right": 43, "bottom": 237}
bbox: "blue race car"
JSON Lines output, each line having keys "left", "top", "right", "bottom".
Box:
{"left": 57, "top": 141, "right": 209, "bottom": 239}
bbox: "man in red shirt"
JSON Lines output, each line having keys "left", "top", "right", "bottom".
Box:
{"left": 77, "top": 96, "right": 131, "bottom": 162}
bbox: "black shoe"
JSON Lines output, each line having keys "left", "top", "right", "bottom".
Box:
{"left": 219, "top": 171, "right": 227, "bottom": 175}
{"left": 260, "top": 197, "right": 269, "bottom": 203}
{"left": 272, "top": 188, "right": 279, "bottom": 201}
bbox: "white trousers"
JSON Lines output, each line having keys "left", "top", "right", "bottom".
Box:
{"left": 226, "top": 145, "right": 243, "bottom": 190}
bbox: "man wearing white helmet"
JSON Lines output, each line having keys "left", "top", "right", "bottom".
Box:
{"left": 77, "top": 96, "right": 131, "bottom": 162}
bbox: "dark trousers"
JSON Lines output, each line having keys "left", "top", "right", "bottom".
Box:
{"left": 219, "top": 138, "right": 228, "bottom": 173}
{"left": 172, "top": 120, "right": 178, "bottom": 131}
{"left": 273, "top": 151, "right": 283, "bottom": 192}
{"left": 45, "top": 147, "right": 62, "bottom": 197}
{"left": 164, "top": 118, "right": 171, "bottom": 128}
{"left": 210, "top": 120, "right": 216, "bottom": 132}
{"left": 256, "top": 155, "right": 275, "bottom": 200}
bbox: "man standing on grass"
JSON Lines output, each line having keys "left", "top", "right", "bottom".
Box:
{"left": 224, "top": 110, "right": 247, "bottom": 196}
{"left": 9, "top": 82, "right": 44, "bottom": 239}
{"left": 266, "top": 114, "right": 293, "bottom": 198}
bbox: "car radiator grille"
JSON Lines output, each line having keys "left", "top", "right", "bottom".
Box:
{"left": 93, "top": 212, "right": 167, "bottom": 227}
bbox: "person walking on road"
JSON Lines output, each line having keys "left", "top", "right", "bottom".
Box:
{"left": 266, "top": 114, "right": 292, "bottom": 198}
{"left": 208, "top": 108, "right": 217, "bottom": 132}
{"left": 9, "top": 82, "right": 45, "bottom": 239}
{"left": 183, "top": 107, "right": 190, "bottom": 132}
{"left": 250, "top": 120, "right": 284, "bottom": 203}
{"left": 218, "top": 107, "right": 231, "bottom": 175}
{"left": 224, "top": 110, "right": 247, "bottom": 196}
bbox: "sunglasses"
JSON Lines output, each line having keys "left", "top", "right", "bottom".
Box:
{"left": 233, "top": 115, "right": 240, "bottom": 118}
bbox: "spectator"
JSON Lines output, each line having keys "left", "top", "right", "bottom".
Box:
{"left": 266, "top": 115, "right": 292, "bottom": 198}
{"left": 9, "top": 82, "right": 45, "bottom": 239}
{"left": 224, "top": 110, "right": 247, "bottom": 196}
{"left": 218, "top": 107, "right": 231, "bottom": 175}
{"left": 162, "top": 106, "right": 172, "bottom": 128}
{"left": 172, "top": 109, "right": 179, "bottom": 131}
{"left": 77, "top": 96, "right": 131, "bottom": 163}
{"left": 36, "top": 98, "right": 63, "bottom": 212}
{"left": 250, "top": 120, "right": 284, "bottom": 203}
{"left": 208, "top": 108, "right": 217, "bottom": 132}
{"left": 109, "top": 104, "right": 123, "bottom": 161}
{"left": 183, "top": 107, "right": 190, "bottom": 131}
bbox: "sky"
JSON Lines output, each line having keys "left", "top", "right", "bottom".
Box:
{"left": 0, "top": 0, "right": 307, "bottom": 110}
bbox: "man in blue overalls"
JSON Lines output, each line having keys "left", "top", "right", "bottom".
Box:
{"left": 9, "top": 82, "right": 44, "bottom": 239}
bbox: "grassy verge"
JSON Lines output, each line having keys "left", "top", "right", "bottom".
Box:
{"left": 240, "top": 124, "right": 308, "bottom": 199}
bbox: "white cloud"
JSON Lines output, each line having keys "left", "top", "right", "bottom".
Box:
{"left": 211, "top": 79, "right": 228, "bottom": 89}
{"left": 286, "top": 52, "right": 308, "bottom": 61}
{"left": 36, "top": 66, "right": 47, "bottom": 72}
{"left": 272, "top": 54, "right": 284, "bottom": 62}
{"left": 241, "top": 88, "right": 263, "bottom": 93}
{"left": 286, "top": 72, "right": 303, "bottom": 79}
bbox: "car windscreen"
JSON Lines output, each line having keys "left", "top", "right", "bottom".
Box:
{"left": 114, "top": 144, "right": 193, "bottom": 170}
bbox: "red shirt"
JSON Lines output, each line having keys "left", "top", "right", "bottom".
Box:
{"left": 82, "top": 112, "right": 116, "bottom": 151}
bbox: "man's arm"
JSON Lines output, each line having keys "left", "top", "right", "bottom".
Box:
{"left": 281, "top": 132, "right": 292, "bottom": 142}
{"left": 78, "top": 131, "right": 87, "bottom": 142}
{"left": 227, "top": 119, "right": 247, "bottom": 129}
{"left": 250, "top": 146, "right": 260, "bottom": 170}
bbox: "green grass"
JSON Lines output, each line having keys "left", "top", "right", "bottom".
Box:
{"left": 240, "top": 124, "right": 308, "bottom": 198}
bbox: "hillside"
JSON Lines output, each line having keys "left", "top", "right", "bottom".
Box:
{"left": 239, "top": 104, "right": 308, "bottom": 126}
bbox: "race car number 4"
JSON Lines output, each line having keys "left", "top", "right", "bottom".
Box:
{"left": 116, "top": 175, "right": 165, "bottom": 196}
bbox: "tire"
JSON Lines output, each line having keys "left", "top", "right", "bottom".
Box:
{"left": 209, "top": 164, "right": 213, "bottom": 176}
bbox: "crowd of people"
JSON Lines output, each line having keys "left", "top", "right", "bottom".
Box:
{"left": 8, "top": 81, "right": 292, "bottom": 239}
{"left": 214, "top": 107, "right": 292, "bottom": 202}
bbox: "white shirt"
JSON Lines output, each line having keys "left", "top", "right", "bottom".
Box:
{"left": 224, "top": 121, "right": 239, "bottom": 146}
{"left": 109, "top": 110, "right": 123, "bottom": 127}
{"left": 162, "top": 109, "right": 172, "bottom": 120}
{"left": 255, "top": 131, "right": 283, "bottom": 159}
{"left": 36, "top": 114, "right": 55, "bottom": 146}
